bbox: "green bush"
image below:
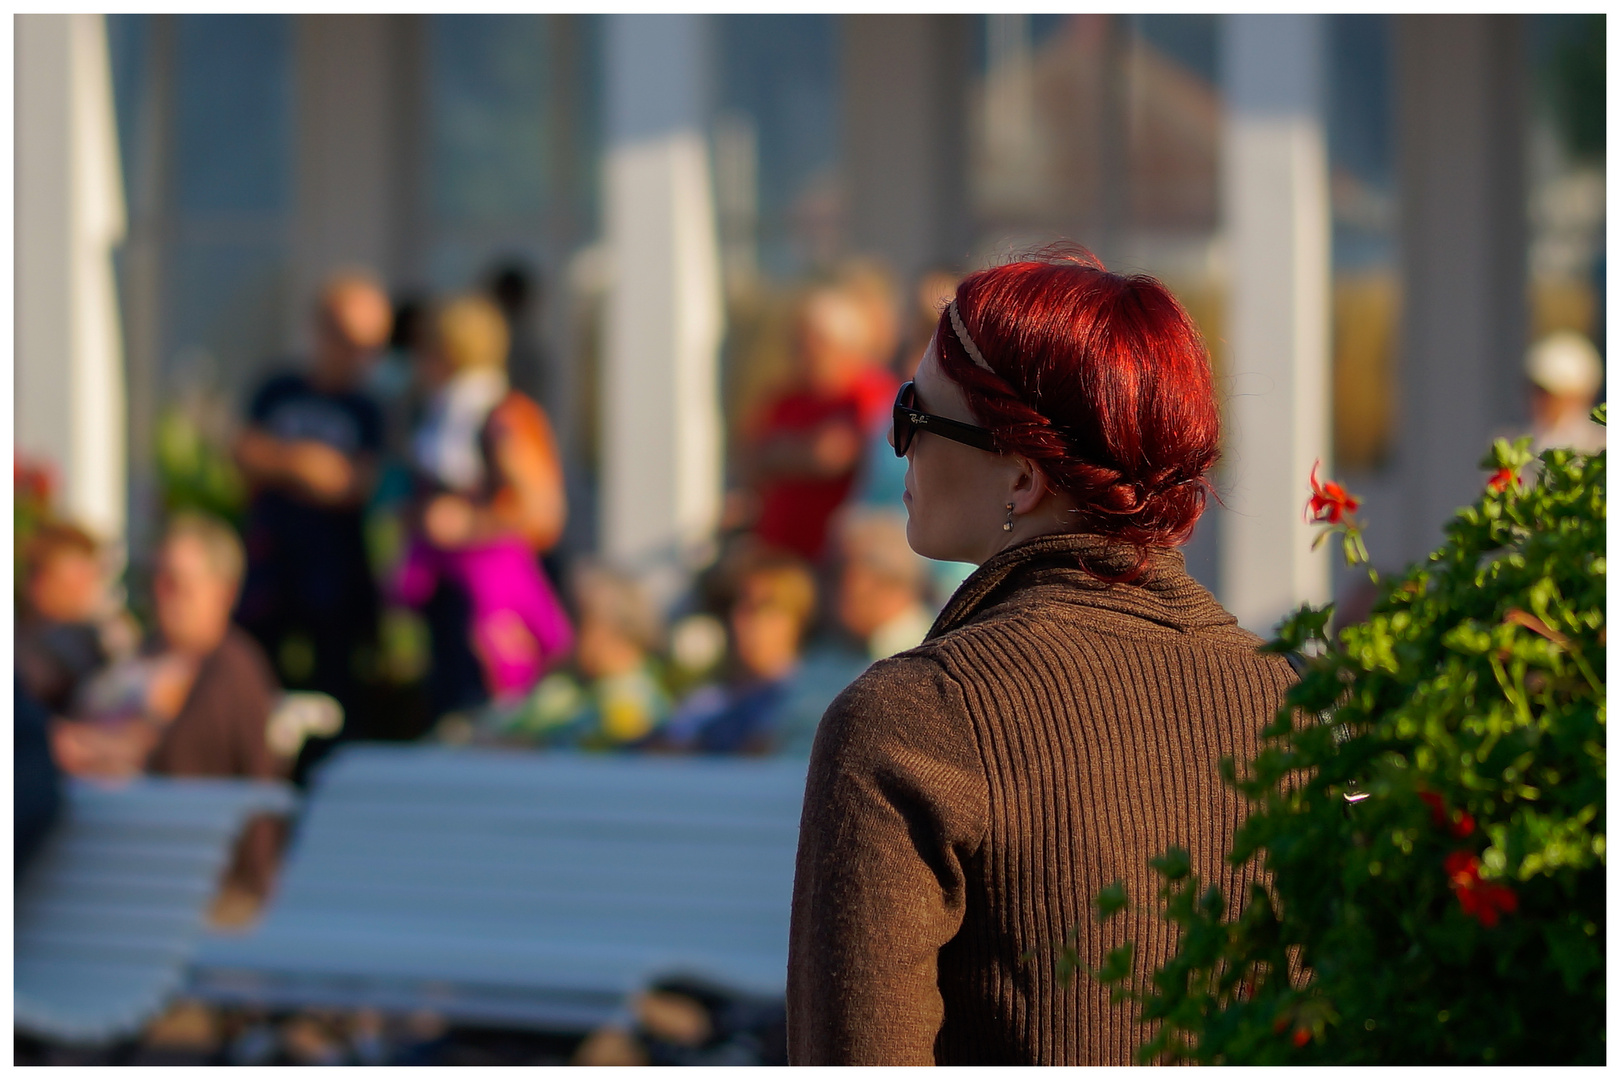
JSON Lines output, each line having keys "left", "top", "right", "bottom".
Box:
{"left": 155, "top": 406, "right": 247, "bottom": 528}
{"left": 1088, "top": 422, "right": 1605, "bottom": 1064}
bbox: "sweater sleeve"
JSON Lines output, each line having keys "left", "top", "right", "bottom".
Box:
{"left": 787, "top": 653, "right": 990, "bottom": 1065}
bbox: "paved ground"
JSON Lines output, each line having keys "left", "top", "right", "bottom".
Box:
{"left": 14, "top": 983, "right": 788, "bottom": 1066}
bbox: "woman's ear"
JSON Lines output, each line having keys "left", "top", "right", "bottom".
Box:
{"left": 1007, "top": 456, "right": 1049, "bottom": 516}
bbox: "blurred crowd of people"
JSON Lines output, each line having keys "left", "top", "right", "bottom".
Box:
{"left": 13, "top": 256, "right": 976, "bottom": 901}
{"left": 419, "top": 260, "right": 970, "bottom": 757}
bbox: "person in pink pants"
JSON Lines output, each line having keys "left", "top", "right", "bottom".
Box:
{"left": 393, "top": 536, "right": 571, "bottom": 702}
{"left": 397, "top": 295, "right": 572, "bottom": 707}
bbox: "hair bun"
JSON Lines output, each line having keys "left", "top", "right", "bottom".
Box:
{"left": 932, "top": 254, "right": 1220, "bottom": 578}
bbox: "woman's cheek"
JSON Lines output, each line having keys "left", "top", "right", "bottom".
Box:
{"left": 903, "top": 465, "right": 946, "bottom": 558}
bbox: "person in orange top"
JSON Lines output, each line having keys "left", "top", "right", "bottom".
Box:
{"left": 395, "top": 295, "right": 572, "bottom": 713}
{"left": 747, "top": 285, "right": 899, "bottom": 561}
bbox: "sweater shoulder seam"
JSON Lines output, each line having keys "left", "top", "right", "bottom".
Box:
{"left": 861, "top": 650, "right": 994, "bottom": 855}
{"left": 928, "top": 607, "right": 1282, "bottom": 661}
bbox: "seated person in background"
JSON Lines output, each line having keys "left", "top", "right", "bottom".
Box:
{"left": 659, "top": 549, "right": 818, "bottom": 755}
{"left": 16, "top": 521, "right": 139, "bottom": 714}
{"left": 831, "top": 507, "right": 934, "bottom": 662}
{"left": 53, "top": 513, "right": 286, "bottom": 903}
{"left": 498, "top": 562, "right": 671, "bottom": 750}
{"left": 764, "top": 510, "right": 937, "bottom": 759}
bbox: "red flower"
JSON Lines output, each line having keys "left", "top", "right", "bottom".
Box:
{"left": 1306, "top": 461, "right": 1360, "bottom": 525}
{"left": 1444, "top": 850, "right": 1480, "bottom": 888}
{"left": 1419, "top": 791, "right": 1476, "bottom": 838}
{"left": 1443, "top": 851, "right": 1517, "bottom": 928}
{"left": 1487, "top": 466, "right": 1516, "bottom": 493}
{"left": 1452, "top": 810, "right": 1476, "bottom": 839}
{"left": 1292, "top": 1027, "right": 1311, "bottom": 1048}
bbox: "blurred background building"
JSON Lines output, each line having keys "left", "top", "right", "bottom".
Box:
{"left": 17, "top": 12, "right": 1605, "bottom": 631}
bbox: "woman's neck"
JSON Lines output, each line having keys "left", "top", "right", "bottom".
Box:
{"left": 983, "top": 493, "right": 1085, "bottom": 564}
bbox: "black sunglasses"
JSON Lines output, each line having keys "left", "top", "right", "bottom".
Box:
{"left": 891, "top": 381, "right": 1000, "bottom": 458}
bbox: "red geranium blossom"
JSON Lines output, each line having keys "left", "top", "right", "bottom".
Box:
{"left": 1443, "top": 850, "right": 1517, "bottom": 928}
{"left": 1487, "top": 466, "right": 1516, "bottom": 493}
{"left": 1306, "top": 461, "right": 1360, "bottom": 525}
{"left": 1419, "top": 791, "right": 1476, "bottom": 838}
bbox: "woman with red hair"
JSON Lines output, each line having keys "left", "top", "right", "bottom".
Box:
{"left": 787, "top": 253, "right": 1297, "bottom": 1065}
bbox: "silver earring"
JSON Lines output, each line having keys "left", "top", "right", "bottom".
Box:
{"left": 1004, "top": 502, "right": 1015, "bottom": 532}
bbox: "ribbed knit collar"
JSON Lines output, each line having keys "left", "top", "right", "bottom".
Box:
{"left": 928, "top": 532, "right": 1235, "bottom": 640}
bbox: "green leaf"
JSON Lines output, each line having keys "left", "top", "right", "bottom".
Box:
{"left": 1095, "top": 881, "right": 1130, "bottom": 922}
{"left": 1149, "top": 847, "right": 1193, "bottom": 883}
{"left": 1092, "top": 942, "right": 1135, "bottom": 985}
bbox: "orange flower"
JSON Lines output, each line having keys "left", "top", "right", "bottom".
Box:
{"left": 1487, "top": 466, "right": 1516, "bottom": 493}
{"left": 1306, "top": 461, "right": 1360, "bottom": 525}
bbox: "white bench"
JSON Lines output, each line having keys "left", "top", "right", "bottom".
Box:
{"left": 14, "top": 777, "right": 298, "bottom": 1045}
{"left": 188, "top": 744, "right": 808, "bottom": 1032}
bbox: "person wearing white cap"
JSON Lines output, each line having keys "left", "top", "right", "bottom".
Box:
{"left": 1526, "top": 330, "right": 1606, "bottom": 454}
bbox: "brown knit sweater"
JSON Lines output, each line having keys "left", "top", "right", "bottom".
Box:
{"left": 787, "top": 532, "right": 1296, "bottom": 1065}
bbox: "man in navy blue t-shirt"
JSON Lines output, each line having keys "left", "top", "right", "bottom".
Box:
{"left": 234, "top": 275, "right": 393, "bottom": 749}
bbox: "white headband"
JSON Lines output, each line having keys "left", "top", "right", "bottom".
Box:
{"left": 947, "top": 300, "right": 995, "bottom": 374}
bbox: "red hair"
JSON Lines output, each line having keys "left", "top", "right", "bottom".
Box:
{"left": 936, "top": 250, "right": 1219, "bottom": 578}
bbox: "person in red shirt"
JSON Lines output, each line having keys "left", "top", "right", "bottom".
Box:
{"left": 747, "top": 286, "right": 899, "bottom": 561}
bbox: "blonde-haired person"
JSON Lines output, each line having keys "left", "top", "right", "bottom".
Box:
{"left": 395, "top": 294, "right": 572, "bottom": 714}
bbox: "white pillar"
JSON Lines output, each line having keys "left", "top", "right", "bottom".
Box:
{"left": 1217, "top": 15, "right": 1332, "bottom": 635}
{"left": 15, "top": 14, "right": 129, "bottom": 542}
{"left": 600, "top": 15, "right": 725, "bottom": 600}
